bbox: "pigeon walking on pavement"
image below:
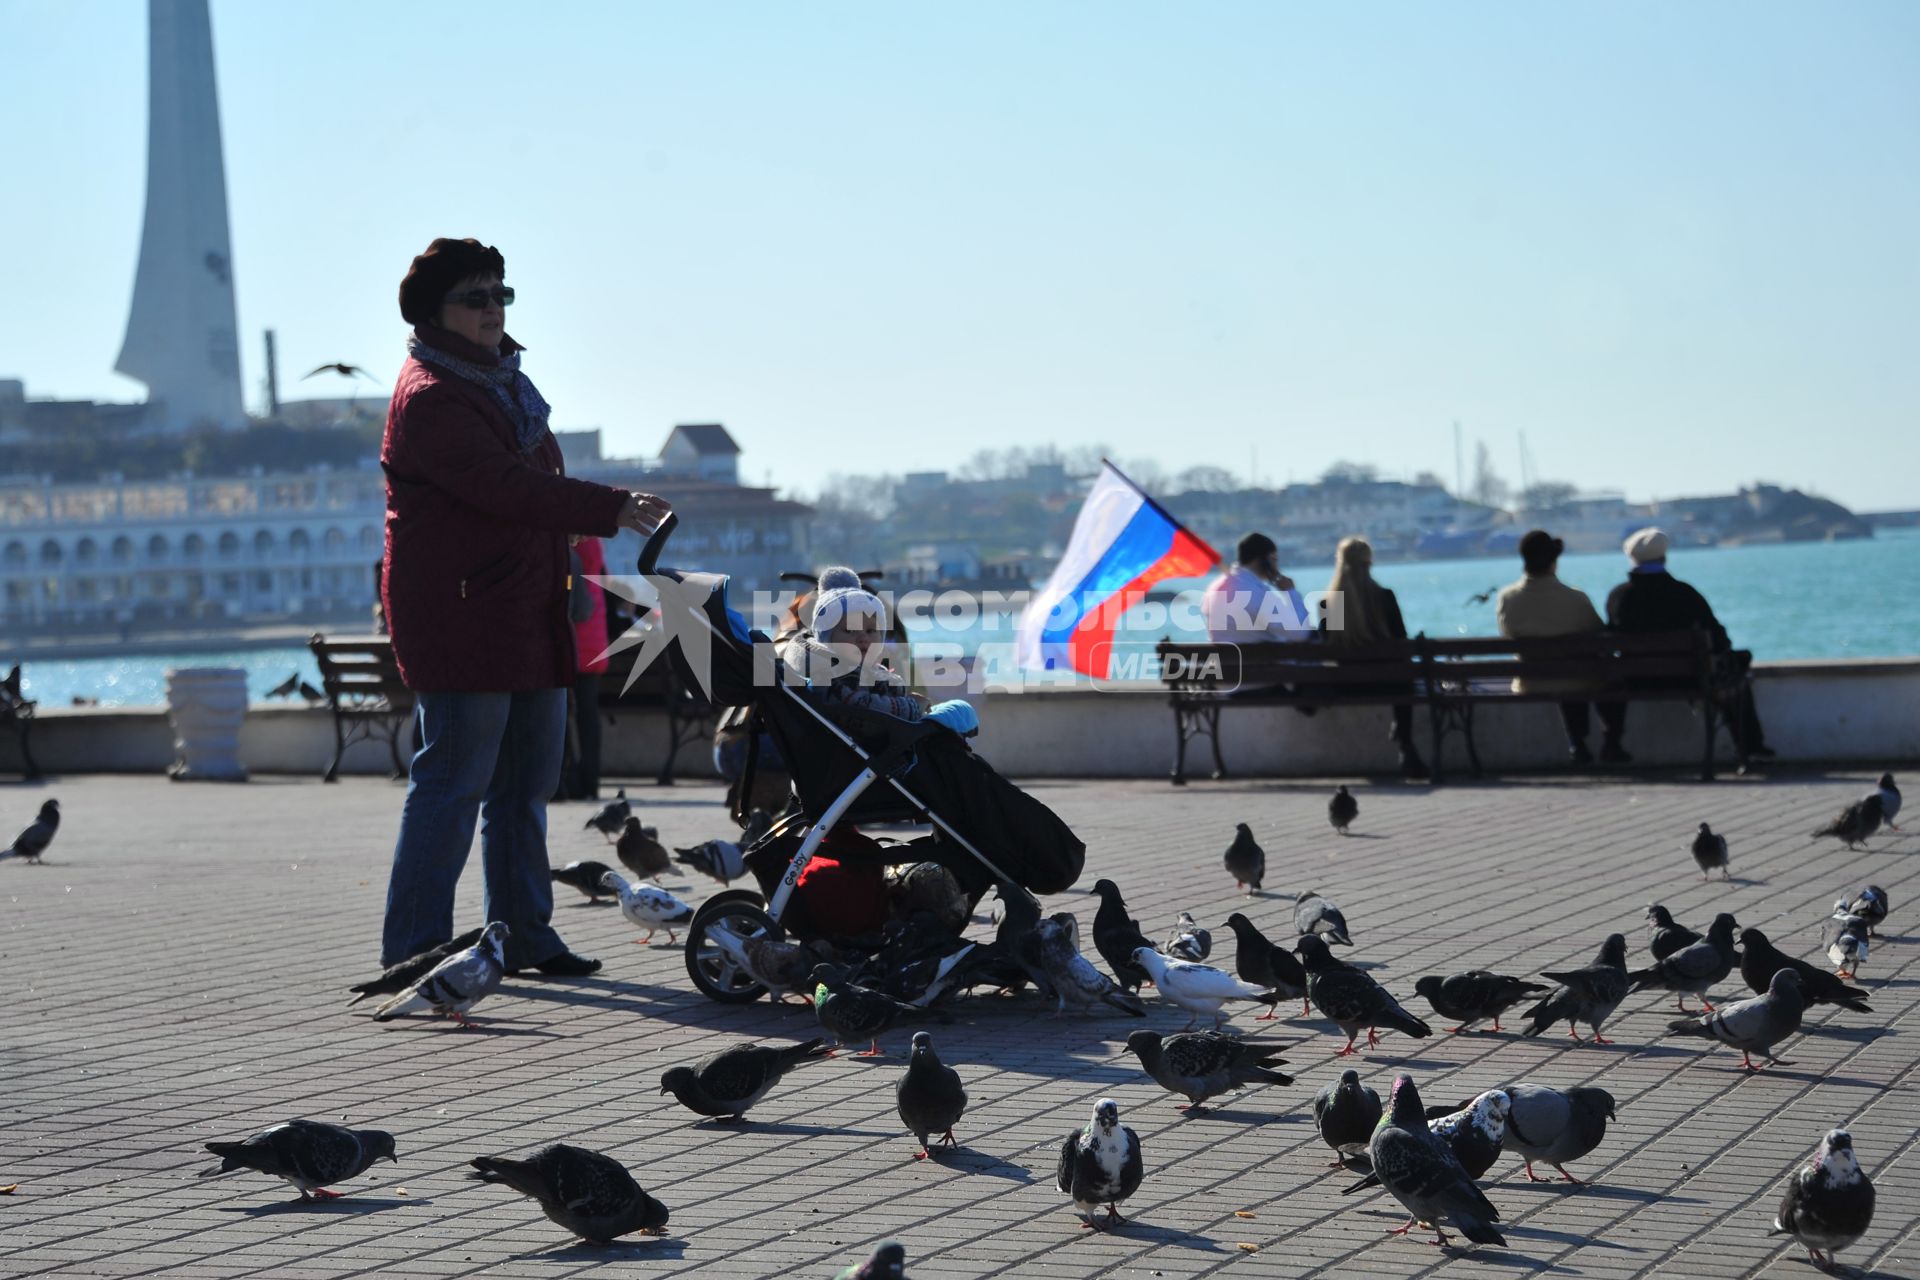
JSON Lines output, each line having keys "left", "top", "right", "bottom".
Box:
{"left": 1295, "top": 934, "right": 1431, "bottom": 1054}
{"left": 616, "top": 818, "right": 671, "bottom": 878}
{"left": 1033, "top": 914, "right": 1147, "bottom": 1017}
{"left": 1690, "top": 822, "right": 1731, "bottom": 881}
{"left": 674, "top": 838, "right": 746, "bottom": 885}
{"left": 1223, "top": 912, "right": 1309, "bottom": 1019}
{"left": 659, "top": 1038, "right": 831, "bottom": 1121}
{"left": 1131, "top": 946, "right": 1270, "bottom": 1030}
{"left": 1346, "top": 1088, "right": 1511, "bottom": 1188}
{"left": 1872, "top": 773, "right": 1901, "bottom": 830}
{"left": 551, "top": 860, "right": 618, "bottom": 904}
{"left": 834, "top": 1241, "right": 907, "bottom": 1279}
{"left": 1363, "top": 1075, "right": 1506, "bottom": 1248}
{"left": 1329, "top": 785, "right": 1359, "bottom": 835}
{"left": 1738, "top": 928, "right": 1870, "bottom": 1013}
{"left": 1501, "top": 1083, "right": 1617, "bottom": 1185}
{"left": 1645, "top": 905, "right": 1701, "bottom": 960}
{"left": 1055, "top": 1098, "right": 1144, "bottom": 1231}
{"left": 1843, "top": 885, "right": 1889, "bottom": 937}
{"left": 345, "top": 928, "right": 484, "bottom": 1006}
{"left": 1123, "top": 1030, "right": 1290, "bottom": 1113}
{"left": 1413, "top": 971, "right": 1549, "bottom": 1033}
{"left": 583, "top": 788, "right": 632, "bottom": 842}
{"left": 1313, "top": 1068, "right": 1382, "bottom": 1167}
{"left": 1810, "top": 792, "right": 1883, "bottom": 849}
{"left": 1162, "top": 911, "right": 1211, "bottom": 962}
{"left": 602, "top": 872, "right": 694, "bottom": 943}
{"left": 1627, "top": 912, "right": 1738, "bottom": 1013}
{"left": 201, "top": 1120, "right": 397, "bottom": 1201}
{"left": 468, "top": 1144, "right": 667, "bottom": 1243}
{"left": 2, "top": 799, "right": 60, "bottom": 864}
{"left": 895, "top": 1032, "right": 968, "bottom": 1160}
{"left": 811, "top": 964, "right": 937, "bottom": 1057}
{"left": 1090, "top": 879, "right": 1154, "bottom": 993}
{"left": 1824, "top": 908, "right": 1870, "bottom": 979}
{"left": 1223, "top": 823, "right": 1265, "bottom": 893}
{"left": 1295, "top": 890, "right": 1353, "bottom": 945}
{"left": 1520, "top": 933, "right": 1629, "bottom": 1043}
{"left": 1771, "top": 1129, "right": 1876, "bottom": 1273}
{"left": 371, "top": 922, "right": 509, "bottom": 1027}
{"left": 1668, "top": 969, "right": 1805, "bottom": 1072}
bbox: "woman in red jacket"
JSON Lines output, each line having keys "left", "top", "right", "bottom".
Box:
{"left": 379, "top": 237, "right": 667, "bottom": 977}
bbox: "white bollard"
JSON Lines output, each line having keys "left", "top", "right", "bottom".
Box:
{"left": 164, "top": 667, "right": 250, "bottom": 782}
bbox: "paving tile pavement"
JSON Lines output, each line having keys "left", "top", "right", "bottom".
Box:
{"left": 0, "top": 768, "right": 1915, "bottom": 1278}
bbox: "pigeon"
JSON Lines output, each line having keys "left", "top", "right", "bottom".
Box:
{"left": 1669, "top": 968, "right": 1805, "bottom": 1071}
{"left": 3, "top": 799, "right": 60, "bottom": 864}
{"left": 1347, "top": 1088, "right": 1511, "bottom": 1189}
{"left": 1294, "top": 934, "right": 1431, "bottom": 1054}
{"left": 1810, "top": 792, "right": 1882, "bottom": 849}
{"left": 345, "top": 928, "right": 485, "bottom": 1006}
{"left": 742, "top": 932, "right": 834, "bottom": 1002}
{"left": 1844, "top": 885, "right": 1889, "bottom": 937}
{"left": 1295, "top": 890, "right": 1352, "bottom": 945}
{"left": 1328, "top": 785, "right": 1359, "bottom": 835}
{"left": 741, "top": 808, "right": 774, "bottom": 847}
{"left": 1131, "top": 946, "right": 1269, "bottom": 1030}
{"left": 1222, "top": 911, "right": 1309, "bottom": 1019}
{"left": 886, "top": 861, "right": 970, "bottom": 934}
{"left": 602, "top": 872, "right": 694, "bottom": 943}
{"left": 468, "top": 1144, "right": 667, "bottom": 1243}
{"left": 297, "top": 680, "right": 326, "bottom": 703}
{"left": 371, "top": 921, "right": 509, "bottom": 1026}
{"left": 1312, "top": 1068, "right": 1382, "bottom": 1166}
{"left": 551, "top": 859, "right": 618, "bottom": 904}
{"left": 1872, "top": 773, "right": 1901, "bottom": 830}
{"left": 201, "top": 1120, "right": 397, "bottom": 1201}
{"left": 1162, "top": 911, "right": 1211, "bottom": 962}
{"left": 1771, "top": 1128, "right": 1876, "bottom": 1272}
{"left": 834, "top": 1241, "right": 907, "bottom": 1280}
{"left": 659, "top": 1038, "right": 830, "bottom": 1121}
{"left": 1738, "top": 928, "right": 1870, "bottom": 1014}
{"left": 1124, "top": 1029, "right": 1290, "bottom": 1113}
{"left": 1824, "top": 909, "right": 1869, "bottom": 979}
{"left": 1520, "top": 933, "right": 1629, "bottom": 1043}
{"left": 1363, "top": 1075, "right": 1506, "bottom": 1248}
{"left": 1413, "top": 971, "right": 1550, "bottom": 1033}
{"left": 1055, "top": 1098, "right": 1144, "bottom": 1231}
{"left": 615, "top": 818, "right": 671, "bottom": 878}
{"left": 1690, "top": 822, "right": 1730, "bottom": 881}
{"left": 266, "top": 671, "right": 301, "bottom": 699}
{"left": 895, "top": 1032, "right": 968, "bottom": 1159}
{"left": 1034, "top": 914, "right": 1147, "bottom": 1017}
{"left": 1645, "top": 904, "right": 1701, "bottom": 960}
{"left": 1090, "top": 879, "right": 1154, "bottom": 993}
{"left": 1502, "top": 1083, "right": 1618, "bottom": 1184}
{"left": 674, "top": 838, "right": 746, "bottom": 885}
{"left": 1223, "top": 822, "right": 1265, "bottom": 892}
{"left": 1627, "top": 911, "right": 1738, "bottom": 1013}
{"left": 812, "top": 963, "right": 935, "bottom": 1056}
{"left": 583, "top": 788, "right": 631, "bottom": 841}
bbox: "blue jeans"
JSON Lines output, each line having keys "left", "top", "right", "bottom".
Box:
{"left": 381, "top": 688, "right": 569, "bottom": 969}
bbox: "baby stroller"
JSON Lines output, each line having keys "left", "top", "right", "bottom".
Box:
{"left": 631, "top": 517, "right": 1082, "bottom": 1005}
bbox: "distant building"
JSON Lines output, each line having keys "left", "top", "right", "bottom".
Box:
{"left": 658, "top": 423, "right": 742, "bottom": 484}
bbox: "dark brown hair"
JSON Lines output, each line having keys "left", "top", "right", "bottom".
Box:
{"left": 398, "top": 238, "right": 506, "bottom": 326}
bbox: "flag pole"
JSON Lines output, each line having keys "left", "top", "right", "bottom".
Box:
{"left": 1097, "top": 457, "right": 1223, "bottom": 566}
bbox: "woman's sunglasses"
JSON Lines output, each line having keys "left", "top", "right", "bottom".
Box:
{"left": 444, "top": 285, "right": 515, "bottom": 310}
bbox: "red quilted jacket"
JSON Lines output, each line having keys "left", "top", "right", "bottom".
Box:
{"left": 379, "top": 327, "right": 629, "bottom": 692}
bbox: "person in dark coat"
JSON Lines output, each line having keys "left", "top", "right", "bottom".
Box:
{"left": 1318, "top": 536, "right": 1428, "bottom": 779}
{"left": 378, "top": 237, "right": 669, "bottom": 976}
{"left": 1605, "top": 527, "right": 1772, "bottom": 765}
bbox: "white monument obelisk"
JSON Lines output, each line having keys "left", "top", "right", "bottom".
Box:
{"left": 116, "top": 0, "right": 246, "bottom": 432}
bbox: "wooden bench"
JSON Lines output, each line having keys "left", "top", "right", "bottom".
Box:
{"left": 1156, "top": 629, "right": 1749, "bottom": 784}
{"left": 308, "top": 634, "right": 415, "bottom": 783}
{"left": 0, "top": 663, "right": 40, "bottom": 780}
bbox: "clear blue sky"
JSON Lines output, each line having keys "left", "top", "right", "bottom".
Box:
{"left": 3, "top": 0, "right": 1916, "bottom": 509}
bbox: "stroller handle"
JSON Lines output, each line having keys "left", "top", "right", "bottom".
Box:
{"left": 636, "top": 512, "right": 679, "bottom": 575}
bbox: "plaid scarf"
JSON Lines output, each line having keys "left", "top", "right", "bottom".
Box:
{"left": 407, "top": 334, "right": 552, "bottom": 452}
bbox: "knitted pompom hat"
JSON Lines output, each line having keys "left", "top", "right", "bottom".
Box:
{"left": 812, "top": 566, "right": 887, "bottom": 635}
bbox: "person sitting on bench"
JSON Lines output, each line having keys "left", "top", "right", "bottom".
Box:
{"left": 1496, "top": 529, "right": 1624, "bottom": 765}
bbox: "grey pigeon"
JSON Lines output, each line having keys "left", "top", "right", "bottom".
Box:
{"left": 1844, "top": 885, "right": 1889, "bottom": 937}
{"left": 1162, "top": 911, "right": 1211, "bottom": 962}
{"left": 1223, "top": 822, "right": 1264, "bottom": 892}
{"left": 1690, "top": 822, "right": 1730, "bottom": 881}
{"left": 1669, "top": 968, "right": 1804, "bottom": 1071}
{"left": 583, "top": 788, "right": 631, "bottom": 841}
{"left": 1364, "top": 1074, "right": 1506, "bottom": 1247}
{"left": 674, "top": 838, "right": 745, "bottom": 884}
{"left": 1412, "top": 971, "right": 1549, "bottom": 1033}
{"left": 811, "top": 964, "right": 939, "bottom": 1056}
{"left": 1823, "top": 906, "right": 1870, "bottom": 978}
{"left": 1295, "top": 889, "right": 1353, "bottom": 945}
{"left": 1295, "top": 934, "right": 1430, "bottom": 1054}
{"left": 835, "top": 1241, "right": 907, "bottom": 1280}
{"left": 1223, "top": 911, "right": 1309, "bottom": 1019}
{"left": 1502, "top": 1083, "right": 1617, "bottom": 1185}
{"left": 1055, "top": 1098, "right": 1143, "bottom": 1231}
{"left": 1329, "top": 785, "right": 1358, "bottom": 834}
{"left": 1521, "top": 933, "right": 1629, "bottom": 1043}
{"left": 615, "top": 818, "right": 670, "bottom": 878}
{"left": 1645, "top": 904, "right": 1700, "bottom": 960}
{"left": 1347, "top": 1088, "right": 1510, "bottom": 1189}
{"left": 345, "top": 928, "right": 485, "bottom": 1006}
{"left": 1627, "top": 912, "right": 1738, "bottom": 1012}
{"left": 1312, "top": 1068, "right": 1381, "bottom": 1166}
{"left": 1771, "top": 1128, "right": 1875, "bottom": 1272}
{"left": 469, "top": 1143, "right": 667, "bottom": 1243}
{"left": 1123, "top": 1029, "right": 1290, "bottom": 1113}
{"left": 1872, "top": 773, "right": 1901, "bottom": 829}
{"left": 1034, "top": 913, "right": 1147, "bottom": 1017}
{"left": 551, "top": 859, "right": 618, "bottom": 903}
{"left": 371, "top": 921, "right": 509, "bottom": 1027}
{"left": 1811, "top": 792, "right": 1882, "bottom": 849}
{"left": 1739, "top": 927, "right": 1870, "bottom": 1013}
{"left": 895, "top": 1031, "right": 968, "bottom": 1159}
{"left": 660, "top": 1038, "right": 830, "bottom": 1121}
{"left": 201, "top": 1119, "right": 397, "bottom": 1200}
{"left": 1090, "top": 879, "right": 1153, "bottom": 993}
{"left": 2, "top": 799, "right": 59, "bottom": 864}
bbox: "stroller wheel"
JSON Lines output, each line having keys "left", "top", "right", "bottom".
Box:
{"left": 686, "top": 894, "right": 777, "bottom": 1004}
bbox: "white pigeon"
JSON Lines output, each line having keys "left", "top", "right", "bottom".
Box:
{"left": 602, "top": 871, "right": 695, "bottom": 944}
{"left": 1131, "top": 946, "right": 1269, "bottom": 1030}
{"left": 372, "top": 921, "right": 509, "bottom": 1027}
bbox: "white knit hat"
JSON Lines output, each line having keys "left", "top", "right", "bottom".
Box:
{"left": 811, "top": 566, "right": 887, "bottom": 635}
{"left": 1623, "top": 527, "right": 1670, "bottom": 564}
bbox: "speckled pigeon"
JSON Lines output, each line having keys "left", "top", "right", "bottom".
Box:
{"left": 468, "top": 1143, "right": 667, "bottom": 1242}
{"left": 1521, "top": 933, "right": 1629, "bottom": 1043}
{"left": 1295, "top": 934, "right": 1430, "bottom": 1054}
{"left": 1364, "top": 1074, "right": 1505, "bottom": 1248}
{"left": 1123, "top": 1029, "right": 1290, "bottom": 1112}
{"left": 1771, "top": 1128, "right": 1875, "bottom": 1272}
{"left": 201, "top": 1119, "right": 397, "bottom": 1201}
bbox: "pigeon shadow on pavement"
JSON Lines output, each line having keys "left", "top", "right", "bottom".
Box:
{"left": 1172, "top": 1106, "right": 1300, "bottom": 1126}
{"left": 1802, "top": 1024, "right": 1889, "bottom": 1044}
{"left": 525, "top": 1236, "right": 687, "bottom": 1262}
{"left": 941, "top": 1150, "right": 1036, "bottom": 1182}
{"left": 1495, "top": 1180, "right": 1701, "bottom": 1205}
{"left": 1092, "top": 1223, "right": 1226, "bottom": 1252}
{"left": 221, "top": 1196, "right": 426, "bottom": 1217}
{"left": 1501, "top": 1224, "right": 1640, "bottom": 1252}
{"left": 702, "top": 1120, "right": 896, "bottom": 1139}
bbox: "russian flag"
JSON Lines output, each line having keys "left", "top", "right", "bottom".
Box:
{"left": 1016, "top": 462, "right": 1219, "bottom": 677}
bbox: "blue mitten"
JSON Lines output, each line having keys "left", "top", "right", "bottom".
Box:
{"left": 926, "top": 699, "right": 980, "bottom": 737}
